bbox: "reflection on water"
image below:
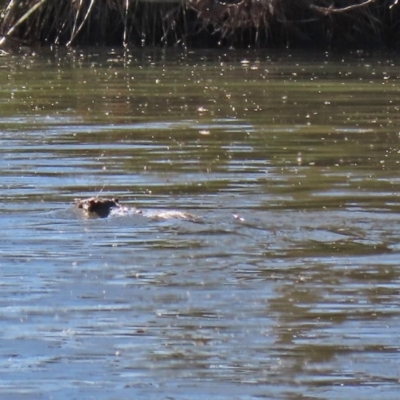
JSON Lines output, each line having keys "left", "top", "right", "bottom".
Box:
{"left": 1, "top": 48, "right": 400, "bottom": 399}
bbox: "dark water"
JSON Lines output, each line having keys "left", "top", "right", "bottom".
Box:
{"left": 1, "top": 48, "right": 400, "bottom": 399}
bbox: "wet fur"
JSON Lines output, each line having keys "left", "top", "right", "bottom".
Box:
{"left": 76, "top": 197, "right": 121, "bottom": 218}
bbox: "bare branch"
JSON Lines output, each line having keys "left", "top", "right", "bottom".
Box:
{"left": 310, "top": 0, "right": 376, "bottom": 16}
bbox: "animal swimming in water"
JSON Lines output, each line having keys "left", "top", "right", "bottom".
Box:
{"left": 75, "top": 197, "right": 200, "bottom": 222}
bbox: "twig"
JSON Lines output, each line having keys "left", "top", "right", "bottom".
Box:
{"left": 123, "top": 0, "right": 129, "bottom": 47}
{"left": 69, "top": 0, "right": 84, "bottom": 45}
{"left": 66, "top": 0, "right": 97, "bottom": 46}
{"left": 0, "top": 0, "right": 48, "bottom": 47}
{"left": 310, "top": 0, "right": 376, "bottom": 15}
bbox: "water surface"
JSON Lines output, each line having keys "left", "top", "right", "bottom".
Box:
{"left": 1, "top": 48, "right": 400, "bottom": 399}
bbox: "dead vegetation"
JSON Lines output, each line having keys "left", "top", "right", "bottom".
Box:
{"left": 0, "top": 0, "right": 398, "bottom": 48}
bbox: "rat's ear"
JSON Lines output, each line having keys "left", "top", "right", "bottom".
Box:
{"left": 113, "top": 198, "right": 119, "bottom": 203}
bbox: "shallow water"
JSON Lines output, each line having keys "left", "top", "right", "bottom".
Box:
{"left": 1, "top": 48, "right": 400, "bottom": 399}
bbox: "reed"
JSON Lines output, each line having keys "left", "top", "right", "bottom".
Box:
{"left": 0, "top": 0, "right": 186, "bottom": 47}
{"left": 0, "top": 0, "right": 398, "bottom": 48}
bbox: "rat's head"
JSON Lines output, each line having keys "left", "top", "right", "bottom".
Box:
{"left": 76, "top": 197, "right": 120, "bottom": 218}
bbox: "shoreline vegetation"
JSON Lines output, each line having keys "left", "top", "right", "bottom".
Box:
{"left": 0, "top": 0, "right": 399, "bottom": 49}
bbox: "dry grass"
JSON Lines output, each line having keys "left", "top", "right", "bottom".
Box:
{"left": 0, "top": 0, "right": 397, "bottom": 48}
{"left": 0, "top": 0, "right": 185, "bottom": 47}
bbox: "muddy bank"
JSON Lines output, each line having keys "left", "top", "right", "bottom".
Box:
{"left": 0, "top": 0, "right": 399, "bottom": 49}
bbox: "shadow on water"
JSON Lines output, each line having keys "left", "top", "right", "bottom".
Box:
{"left": 1, "top": 48, "right": 400, "bottom": 399}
